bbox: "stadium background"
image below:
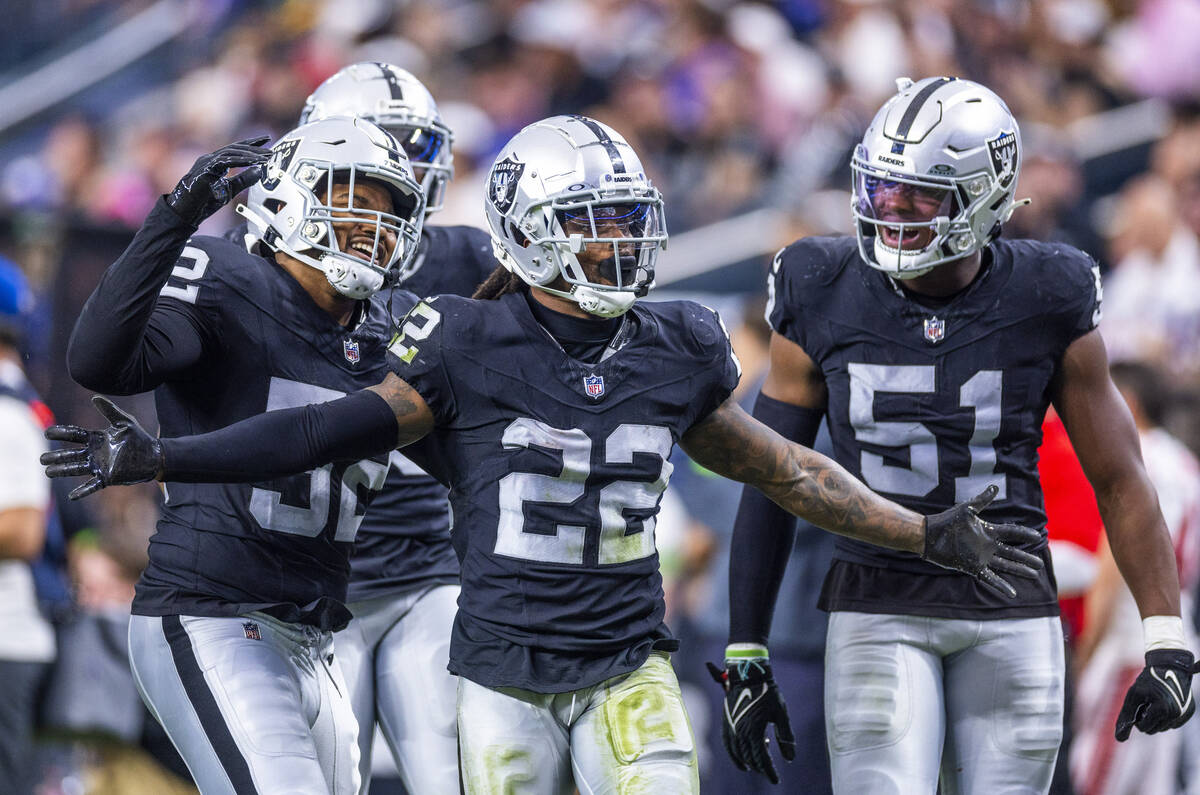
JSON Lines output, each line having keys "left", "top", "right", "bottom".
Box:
{"left": 2, "top": 0, "right": 1199, "bottom": 792}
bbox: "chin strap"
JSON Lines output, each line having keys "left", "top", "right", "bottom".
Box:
{"left": 573, "top": 285, "right": 637, "bottom": 318}
{"left": 236, "top": 202, "right": 385, "bottom": 299}
{"left": 320, "top": 252, "right": 384, "bottom": 299}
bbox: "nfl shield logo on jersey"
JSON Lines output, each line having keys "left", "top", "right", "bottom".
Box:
{"left": 343, "top": 339, "right": 360, "bottom": 363}
{"left": 242, "top": 621, "right": 262, "bottom": 641}
{"left": 924, "top": 317, "right": 946, "bottom": 344}
{"left": 583, "top": 373, "right": 605, "bottom": 398}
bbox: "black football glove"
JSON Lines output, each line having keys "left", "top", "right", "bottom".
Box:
{"left": 1115, "top": 649, "right": 1200, "bottom": 741}
{"left": 707, "top": 658, "right": 795, "bottom": 784}
{"left": 41, "top": 396, "right": 163, "bottom": 500}
{"left": 165, "top": 136, "right": 272, "bottom": 225}
{"left": 922, "top": 484, "right": 1044, "bottom": 599}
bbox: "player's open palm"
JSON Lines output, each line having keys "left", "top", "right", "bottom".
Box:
{"left": 922, "top": 484, "right": 1044, "bottom": 598}
{"left": 41, "top": 396, "right": 162, "bottom": 499}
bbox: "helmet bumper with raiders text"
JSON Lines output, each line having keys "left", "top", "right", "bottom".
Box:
{"left": 300, "top": 62, "right": 453, "bottom": 216}
{"left": 483, "top": 115, "right": 667, "bottom": 318}
{"left": 852, "top": 76, "right": 1026, "bottom": 279}
{"left": 237, "top": 116, "right": 425, "bottom": 300}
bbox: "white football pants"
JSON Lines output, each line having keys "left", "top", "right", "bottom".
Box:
{"left": 128, "top": 613, "right": 359, "bottom": 795}
{"left": 825, "top": 611, "right": 1064, "bottom": 795}
{"left": 337, "top": 584, "right": 460, "bottom": 795}
{"left": 457, "top": 651, "right": 699, "bottom": 795}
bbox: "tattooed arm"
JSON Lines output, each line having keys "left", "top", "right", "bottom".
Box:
{"left": 681, "top": 398, "right": 924, "bottom": 552}
{"left": 680, "top": 397, "right": 1044, "bottom": 595}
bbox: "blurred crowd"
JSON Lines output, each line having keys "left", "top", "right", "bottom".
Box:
{"left": 2, "top": 0, "right": 1200, "bottom": 793}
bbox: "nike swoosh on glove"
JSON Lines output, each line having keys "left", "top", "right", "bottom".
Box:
{"left": 707, "top": 658, "right": 795, "bottom": 784}
{"left": 1115, "top": 648, "right": 1200, "bottom": 741}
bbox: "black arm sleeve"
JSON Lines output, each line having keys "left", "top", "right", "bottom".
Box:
{"left": 728, "top": 392, "right": 824, "bottom": 647}
{"left": 160, "top": 389, "right": 400, "bottom": 482}
{"left": 67, "top": 198, "right": 207, "bottom": 394}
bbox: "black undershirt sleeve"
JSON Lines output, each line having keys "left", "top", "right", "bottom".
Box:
{"left": 727, "top": 392, "right": 825, "bottom": 647}
{"left": 67, "top": 198, "right": 208, "bottom": 394}
{"left": 160, "top": 389, "right": 400, "bottom": 482}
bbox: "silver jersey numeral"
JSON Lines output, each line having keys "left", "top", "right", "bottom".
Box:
{"left": 495, "top": 418, "right": 672, "bottom": 566}
{"left": 848, "top": 364, "right": 1006, "bottom": 499}
{"left": 249, "top": 377, "right": 388, "bottom": 542}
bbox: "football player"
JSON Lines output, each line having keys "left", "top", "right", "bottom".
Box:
{"left": 713, "top": 77, "right": 1199, "bottom": 794}
{"left": 45, "top": 115, "right": 1044, "bottom": 795}
{"left": 293, "top": 62, "right": 497, "bottom": 795}
{"left": 62, "top": 117, "right": 426, "bottom": 794}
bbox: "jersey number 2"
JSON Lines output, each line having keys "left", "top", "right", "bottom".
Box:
{"left": 848, "top": 364, "right": 1005, "bottom": 501}
{"left": 495, "top": 418, "right": 673, "bottom": 566}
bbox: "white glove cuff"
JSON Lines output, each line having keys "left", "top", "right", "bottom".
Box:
{"left": 1143, "top": 616, "right": 1189, "bottom": 653}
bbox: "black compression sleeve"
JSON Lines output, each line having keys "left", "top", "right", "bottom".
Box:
{"left": 67, "top": 198, "right": 202, "bottom": 394}
{"left": 160, "top": 389, "right": 400, "bottom": 483}
{"left": 728, "top": 393, "right": 825, "bottom": 647}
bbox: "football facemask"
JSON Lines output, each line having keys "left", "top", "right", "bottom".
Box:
{"left": 852, "top": 76, "right": 1026, "bottom": 280}
{"left": 484, "top": 116, "right": 668, "bottom": 318}
{"left": 239, "top": 117, "right": 425, "bottom": 300}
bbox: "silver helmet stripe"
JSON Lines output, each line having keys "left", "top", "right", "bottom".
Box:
{"left": 570, "top": 115, "right": 626, "bottom": 174}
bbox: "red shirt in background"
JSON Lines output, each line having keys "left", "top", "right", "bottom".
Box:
{"left": 1039, "top": 407, "right": 1105, "bottom": 643}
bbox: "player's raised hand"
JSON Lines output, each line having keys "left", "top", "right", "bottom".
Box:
{"left": 707, "top": 657, "right": 795, "bottom": 784}
{"left": 165, "top": 135, "right": 272, "bottom": 225}
{"left": 41, "top": 396, "right": 163, "bottom": 500}
{"left": 1115, "top": 649, "right": 1200, "bottom": 741}
{"left": 922, "top": 484, "right": 1044, "bottom": 598}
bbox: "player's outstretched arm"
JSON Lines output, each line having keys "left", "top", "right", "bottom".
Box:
{"left": 1053, "top": 329, "right": 1198, "bottom": 739}
{"left": 679, "top": 397, "right": 1044, "bottom": 596}
{"left": 43, "top": 373, "right": 432, "bottom": 499}
{"left": 67, "top": 137, "right": 271, "bottom": 394}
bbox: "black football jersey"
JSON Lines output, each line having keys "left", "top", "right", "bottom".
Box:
{"left": 347, "top": 226, "right": 497, "bottom": 602}
{"left": 386, "top": 292, "right": 740, "bottom": 692}
{"left": 132, "top": 235, "right": 394, "bottom": 631}
{"left": 221, "top": 221, "right": 498, "bottom": 602}
{"left": 768, "top": 236, "right": 1101, "bottom": 619}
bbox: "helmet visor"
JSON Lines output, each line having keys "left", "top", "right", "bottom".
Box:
{"left": 554, "top": 200, "right": 665, "bottom": 292}
{"left": 388, "top": 126, "right": 448, "bottom": 170}
{"left": 855, "top": 170, "right": 957, "bottom": 252}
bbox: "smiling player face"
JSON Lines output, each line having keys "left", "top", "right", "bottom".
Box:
{"left": 865, "top": 177, "right": 955, "bottom": 251}
{"left": 324, "top": 178, "right": 398, "bottom": 268}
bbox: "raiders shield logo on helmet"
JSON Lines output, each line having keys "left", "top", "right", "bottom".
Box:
{"left": 260, "top": 138, "right": 301, "bottom": 191}
{"left": 489, "top": 156, "right": 524, "bottom": 214}
{"left": 987, "top": 130, "right": 1018, "bottom": 190}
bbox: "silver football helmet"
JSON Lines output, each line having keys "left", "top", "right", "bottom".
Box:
{"left": 300, "top": 62, "right": 453, "bottom": 215}
{"left": 237, "top": 116, "right": 425, "bottom": 300}
{"left": 852, "top": 77, "right": 1025, "bottom": 279}
{"left": 483, "top": 115, "right": 667, "bottom": 318}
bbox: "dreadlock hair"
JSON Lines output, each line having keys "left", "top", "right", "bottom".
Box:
{"left": 472, "top": 265, "right": 527, "bottom": 300}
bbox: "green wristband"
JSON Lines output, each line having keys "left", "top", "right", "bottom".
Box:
{"left": 725, "top": 643, "right": 769, "bottom": 661}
